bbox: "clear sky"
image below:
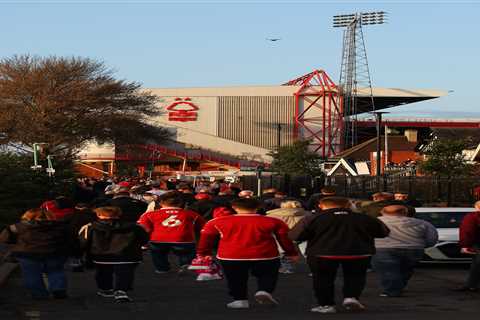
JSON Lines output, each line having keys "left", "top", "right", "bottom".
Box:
{"left": 1, "top": 0, "right": 480, "bottom": 118}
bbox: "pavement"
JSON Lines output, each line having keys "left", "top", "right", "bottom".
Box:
{"left": 1, "top": 254, "right": 479, "bottom": 320}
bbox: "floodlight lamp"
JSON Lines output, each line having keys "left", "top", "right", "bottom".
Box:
{"left": 333, "top": 11, "right": 387, "bottom": 28}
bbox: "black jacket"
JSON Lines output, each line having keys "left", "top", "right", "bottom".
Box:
{"left": 0, "top": 221, "right": 69, "bottom": 259}
{"left": 78, "top": 220, "right": 149, "bottom": 263}
{"left": 101, "top": 196, "right": 147, "bottom": 223}
{"left": 179, "top": 193, "right": 196, "bottom": 207}
{"left": 187, "top": 200, "right": 219, "bottom": 218}
{"left": 289, "top": 208, "right": 389, "bottom": 257}
{"left": 64, "top": 209, "right": 97, "bottom": 256}
{"left": 212, "top": 195, "right": 237, "bottom": 207}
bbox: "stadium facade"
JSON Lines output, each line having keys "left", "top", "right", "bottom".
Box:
{"left": 77, "top": 70, "right": 447, "bottom": 176}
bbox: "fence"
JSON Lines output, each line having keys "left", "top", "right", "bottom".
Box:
{"left": 239, "top": 174, "right": 480, "bottom": 206}
{"left": 239, "top": 174, "right": 323, "bottom": 199}
{"left": 325, "top": 176, "right": 480, "bottom": 206}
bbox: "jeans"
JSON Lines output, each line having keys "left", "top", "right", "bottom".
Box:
{"left": 95, "top": 263, "right": 138, "bottom": 291}
{"left": 279, "top": 255, "right": 295, "bottom": 273}
{"left": 372, "top": 248, "right": 424, "bottom": 296}
{"left": 17, "top": 256, "right": 68, "bottom": 298}
{"left": 220, "top": 259, "right": 280, "bottom": 300}
{"left": 466, "top": 253, "right": 480, "bottom": 288}
{"left": 307, "top": 256, "right": 370, "bottom": 306}
{"left": 149, "top": 242, "right": 196, "bottom": 272}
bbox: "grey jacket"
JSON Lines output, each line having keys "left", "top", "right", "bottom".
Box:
{"left": 266, "top": 208, "right": 311, "bottom": 229}
{"left": 375, "top": 215, "right": 438, "bottom": 249}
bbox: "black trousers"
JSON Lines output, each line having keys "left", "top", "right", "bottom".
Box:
{"left": 95, "top": 263, "right": 138, "bottom": 292}
{"left": 307, "top": 256, "right": 370, "bottom": 306}
{"left": 220, "top": 259, "right": 280, "bottom": 300}
{"left": 466, "top": 253, "right": 480, "bottom": 288}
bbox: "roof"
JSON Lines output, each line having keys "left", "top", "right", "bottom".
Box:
{"left": 146, "top": 86, "right": 446, "bottom": 113}
{"left": 430, "top": 128, "right": 480, "bottom": 148}
{"left": 463, "top": 144, "right": 480, "bottom": 162}
{"left": 356, "top": 87, "right": 447, "bottom": 114}
{"left": 327, "top": 158, "right": 358, "bottom": 176}
{"left": 331, "top": 135, "right": 418, "bottom": 161}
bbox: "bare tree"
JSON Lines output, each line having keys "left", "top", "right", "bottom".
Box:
{"left": 0, "top": 55, "right": 169, "bottom": 156}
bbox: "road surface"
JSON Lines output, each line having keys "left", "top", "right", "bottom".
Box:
{"left": 1, "top": 255, "right": 479, "bottom": 320}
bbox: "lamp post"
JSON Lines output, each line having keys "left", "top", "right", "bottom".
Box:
{"left": 31, "top": 143, "right": 47, "bottom": 170}
{"left": 371, "top": 112, "right": 388, "bottom": 191}
{"left": 333, "top": 11, "right": 387, "bottom": 148}
{"left": 149, "top": 150, "right": 162, "bottom": 179}
{"left": 277, "top": 123, "right": 281, "bottom": 150}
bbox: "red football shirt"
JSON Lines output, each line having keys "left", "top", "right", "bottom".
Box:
{"left": 137, "top": 207, "right": 205, "bottom": 243}
{"left": 197, "top": 214, "right": 297, "bottom": 260}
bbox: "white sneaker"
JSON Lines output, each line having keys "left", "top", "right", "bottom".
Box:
{"left": 254, "top": 291, "right": 279, "bottom": 305}
{"left": 311, "top": 305, "right": 337, "bottom": 313}
{"left": 154, "top": 270, "right": 169, "bottom": 274}
{"left": 114, "top": 290, "right": 133, "bottom": 303}
{"left": 342, "top": 297, "right": 365, "bottom": 311}
{"left": 226, "top": 300, "right": 249, "bottom": 309}
{"left": 279, "top": 268, "right": 294, "bottom": 274}
{"left": 177, "top": 265, "right": 190, "bottom": 274}
{"left": 97, "top": 289, "right": 115, "bottom": 298}
{"left": 196, "top": 273, "right": 223, "bottom": 281}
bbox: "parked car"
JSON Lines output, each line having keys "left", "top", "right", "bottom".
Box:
{"left": 415, "top": 207, "right": 474, "bottom": 263}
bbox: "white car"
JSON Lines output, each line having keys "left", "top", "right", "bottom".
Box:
{"left": 415, "top": 207, "right": 474, "bottom": 263}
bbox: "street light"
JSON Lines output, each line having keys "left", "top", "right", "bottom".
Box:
{"left": 371, "top": 112, "right": 389, "bottom": 191}
{"left": 46, "top": 155, "right": 55, "bottom": 177}
{"left": 333, "top": 11, "right": 387, "bottom": 27}
{"left": 333, "top": 11, "right": 387, "bottom": 148}
{"left": 31, "top": 143, "right": 47, "bottom": 170}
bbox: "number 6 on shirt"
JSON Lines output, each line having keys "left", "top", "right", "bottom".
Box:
{"left": 162, "top": 215, "right": 182, "bottom": 227}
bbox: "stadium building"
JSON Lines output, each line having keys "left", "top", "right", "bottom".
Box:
{"left": 77, "top": 69, "right": 447, "bottom": 177}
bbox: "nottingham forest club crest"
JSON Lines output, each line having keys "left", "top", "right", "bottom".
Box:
{"left": 166, "top": 97, "right": 199, "bottom": 122}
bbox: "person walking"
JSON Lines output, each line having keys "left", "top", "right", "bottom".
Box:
{"left": 101, "top": 187, "right": 147, "bottom": 223}
{"left": 197, "top": 198, "right": 299, "bottom": 309}
{"left": 289, "top": 197, "right": 390, "bottom": 314}
{"left": 305, "top": 186, "right": 336, "bottom": 211}
{"left": 266, "top": 199, "right": 311, "bottom": 273}
{"left": 0, "top": 209, "right": 69, "bottom": 299}
{"left": 65, "top": 203, "right": 97, "bottom": 271}
{"left": 40, "top": 196, "right": 75, "bottom": 220}
{"left": 78, "top": 206, "right": 149, "bottom": 303}
{"left": 455, "top": 200, "right": 480, "bottom": 292}
{"left": 372, "top": 205, "right": 438, "bottom": 297}
{"left": 137, "top": 192, "right": 206, "bottom": 273}
{"left": 187, "top": 193, "right": 219, "bottom": 218}
{"left": 361, "top": 192, "right": 396, "bottom": 218}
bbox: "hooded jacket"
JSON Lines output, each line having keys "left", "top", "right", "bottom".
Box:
{"left": 99, "top": 196, "right": 147, "bottom": 223}
{"left": 266, "top": 207, "right": 312, "bottom": 229}
{"left": 289, "top": 208, "right": 390, "bottom": 257}
{"left": 0, "top": 221, "right": 69, "bottom": 259}
{"left": 78, "top": 220, "right": 149, "bottom": 263}
{"left": 459, "top": 211, "right": 480, "bottom": 248}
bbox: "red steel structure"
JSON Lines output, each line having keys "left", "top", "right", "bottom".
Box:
{"left": 283, "top": 69, "right": 344, "bottom": 158}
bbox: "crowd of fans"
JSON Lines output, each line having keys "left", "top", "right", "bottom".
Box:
{"left": 0, "top": 176, "right": 479, "bottom": 314}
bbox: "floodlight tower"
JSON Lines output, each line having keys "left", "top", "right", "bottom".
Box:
{"left": 333, "top": 11, "right": 386, "bottom": 149}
